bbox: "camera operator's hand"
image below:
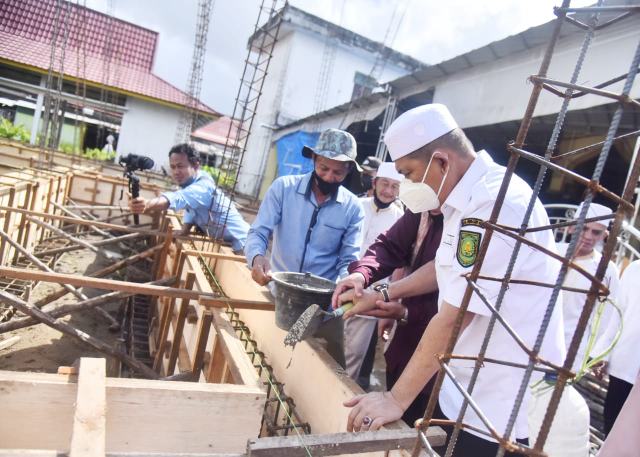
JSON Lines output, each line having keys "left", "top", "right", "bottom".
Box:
{"left": 127, "top": 193, "right": 169, "bottom": 214}
{"left": 129, "top": 196, "right": 148, "bottom": 214}
{"left": 251, "top": 255, "right": 272, "bottom": 286}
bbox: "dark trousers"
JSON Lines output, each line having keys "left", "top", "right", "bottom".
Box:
{"left": 356, "top": 323, "right": 377, "bottom": 390}
{"left": 432, "top": 403, "right": 528, "bottom": 457}
{"left": 604, "top": 375, "right": 634, "bottom": 436}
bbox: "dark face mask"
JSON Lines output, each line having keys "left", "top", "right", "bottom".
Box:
{"left": 313, "top": 171, "right": 343, "bottom": 195}
{"left": 373, "top": 188, "right": 393, "bottom": 209}
{"left": 361, "top": 174, "right": 373, "bottom": 192}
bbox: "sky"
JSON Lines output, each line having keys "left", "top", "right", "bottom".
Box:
{"left": 84, "top": 0, "right": 593, "bottom": 116}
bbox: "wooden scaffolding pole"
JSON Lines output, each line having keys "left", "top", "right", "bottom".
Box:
{"left": 25, "top": 216, "right": 123, "bottom": 261}
{"left": 33, "top": 232, "right": 143, "bottom": 258}
{"left": 0, "top": 289, "right": 159, "bottom": 379}
{"left": 0, "top": 206, "right": 165, "bottom": 237}
{"left": 30, "top": 244, "right": 161, "bottom": 309}
{"left": 0, "top": 267, "right": 274, "bottom": 310}
{"left": 0, "top": 277, "right": 175, "bottom": 334}
{"left": 0, "top": 228, "right": 120, "bottom": 329}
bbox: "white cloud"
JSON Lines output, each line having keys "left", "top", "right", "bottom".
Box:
{"left": 83, "top": 0, "right": 594, "bottom": 115}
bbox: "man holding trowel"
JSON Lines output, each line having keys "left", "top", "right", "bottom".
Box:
{"left": 344, "top": 162, "right": 405, "bottom": 389}
{"left": 338, "top": 160, "right": 444, "bottom": 427}
{"left": 245, "top": 128, "right": 364, "bottom": 365}
{"left": 333, "top": 104, "right": 565, "bottom": 457}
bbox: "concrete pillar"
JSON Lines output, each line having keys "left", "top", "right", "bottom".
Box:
{"left": 29, "top": 76, "right": 46, "bottom": 145}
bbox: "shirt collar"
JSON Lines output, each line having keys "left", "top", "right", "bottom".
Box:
{"left": 442, "top": 150, "right": 492, "bottom": 212}
{"left": 296, "top": 172, "right": 346, "bottom": 204}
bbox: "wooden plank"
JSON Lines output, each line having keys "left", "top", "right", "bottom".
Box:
{"left": 0, "top": 370, "right": 265, "bottom": 453}
{"left": 247, "top": 429, "right": 445, "bottom": 456}
{"left": 200, "top": 297, "right": 274, "bottom": 312}
{"left": 182, "top": 249, "right": 246, "bottom": 263}
{"left": 0, "top": 267, "right": 273, "bottom": 312}
{"left": 212, "top": 247, "right": 411, "bottom": 447}
{"left": 207, "top": 334, "right": 226, "bottom": 383}
{"left": 167, "top": 272, "right": 195, "bottom": 375}
{"left": 0, "top": 186, "right": 15, "bottom": 263}
{"left": 210, "top": 310, "right": 261, "bottom": 387}
{"left": 153, "top": 297, "right": 176, "bottom": 372}
{"left": 191, "top": 311, "right": 213, "bottom": 379}
{"left": 0, "top": 206, "right": 166, "bottom": 237}
{"left": 70, "top": 358, "right": 106, "bottom": 457}
{"left": 0, "top": 267, "right": 219, "bottom": 301}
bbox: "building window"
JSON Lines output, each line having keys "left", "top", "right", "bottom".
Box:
{"left": 351, "top": 71, "right": 378, "bottom": 100}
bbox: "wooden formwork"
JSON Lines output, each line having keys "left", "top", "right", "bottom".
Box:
{"left": 0, "top": 147, "right": 445, "bottom": 456}
{"left": 0, "top": 358, "right": 264, "bottom": 454}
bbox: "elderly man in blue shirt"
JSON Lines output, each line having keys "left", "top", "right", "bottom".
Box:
{"left": 129, "top": 143, "right": 250, "bottom": 253}
{"left": 245, "top": 128, "right": 365, "bottom": 364}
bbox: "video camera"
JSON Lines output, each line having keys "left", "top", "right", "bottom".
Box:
{"left": 119, "top": 154, "right": 155, "bottom": 225}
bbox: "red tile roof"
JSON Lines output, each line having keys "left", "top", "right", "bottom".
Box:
{"left": 192, "top": 116, "right": 240, "bottom": 146}
{"left": 0, "top": 0, "right": 217, "bottom": 115}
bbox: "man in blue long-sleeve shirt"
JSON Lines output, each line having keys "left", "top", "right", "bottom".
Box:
{"left": 129, "top": 143, "right": 249, "bottom": 253}
{"left": 245, "top": 128, "right": 364, "bottom": 365}
{"left": 245, "top": 128, "right": 364, "bottom": 283}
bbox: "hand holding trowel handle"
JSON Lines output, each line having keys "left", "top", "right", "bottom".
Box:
{"left": 332, "top": 272, "right": 384, "bottom": 319}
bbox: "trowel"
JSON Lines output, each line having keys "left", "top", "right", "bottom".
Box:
{"left": 284, "top": 302, "right": 354, "bottom": 347}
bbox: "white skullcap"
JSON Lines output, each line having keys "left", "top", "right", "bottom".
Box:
{"left": 574, "top": 202, "right": 612, "bottom": 227}
{"left": 384, "top": 103, "right": 458, "bottom": 161}
{"left": 375, "top": 162, "right": 403, "bottom": 182}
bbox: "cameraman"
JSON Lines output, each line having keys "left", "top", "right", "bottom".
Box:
{"left": 128, "top": 143, "right": 250, "bottom": 253}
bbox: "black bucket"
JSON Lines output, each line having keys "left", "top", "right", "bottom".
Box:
{"left": 270, "top": 272, "right": 336, "bottom": 330}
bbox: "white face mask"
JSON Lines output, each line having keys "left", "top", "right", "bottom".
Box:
{"left": 399, "top": 153, "right": 447, "bottom": 213}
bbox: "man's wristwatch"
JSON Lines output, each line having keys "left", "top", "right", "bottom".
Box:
{"left": 373, "top": 283, "right": 390, "bottom": 302}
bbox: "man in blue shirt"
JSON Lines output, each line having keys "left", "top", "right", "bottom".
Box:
{"left": 245, "top": 128, "right": 364, "bottom": 365}
{"left": 246, "top": 128, "right": 364, "bottom": 284}
{"left": 129, "top": 143, "right": 249, "bottom": 253}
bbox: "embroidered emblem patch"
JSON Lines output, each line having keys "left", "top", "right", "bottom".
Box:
{"left": 461, "top": 218, "right": 483, "bottom": 228}
{"left": 457, "top": 230, "right": 481, "bottom": 268}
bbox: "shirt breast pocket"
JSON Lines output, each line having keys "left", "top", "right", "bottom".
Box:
{"left": 313, "top": 222, "right": 345, "bottom": 253}
{"left": 436, "top": 240, "right": 455, "bottom": 268}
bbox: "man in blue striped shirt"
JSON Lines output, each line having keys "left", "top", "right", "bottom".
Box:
{"left": 129, "top": 143, "right": 249, "bottom": 253}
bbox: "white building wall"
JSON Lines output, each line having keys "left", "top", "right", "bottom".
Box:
{"left": 278, "top": 29, "right": 409, "bottom": 121}
{"left": 117, "top": 97, "right": 182, "bottom": 169}
{"left": 237, "top": 26, "right": 418, "bottom": 197}
{"left": 415, "top": 19, "right": 639, "bottom": 128}
{"left": 275, "top": 17, "right": 639, "bottom": 138}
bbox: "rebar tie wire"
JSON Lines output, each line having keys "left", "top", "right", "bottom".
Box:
{"left": 411, "top": 2, "right": 640, "bottom": 456}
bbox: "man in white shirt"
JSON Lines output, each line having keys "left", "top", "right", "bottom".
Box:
{"left": 336, "top": 104, "right": 565, "bottom": 457}
{"left": 345, "top": 162, "right": 404, "bottom": 387}
{"left": 593, "top": 259, "right": 640, "bottom": 435}
{"left": 558, "top": 202, "right": 619, "bottom": 374}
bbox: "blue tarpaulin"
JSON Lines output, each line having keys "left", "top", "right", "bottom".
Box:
{"left": 275, "top": 131, "right": 319, "bottom": 177}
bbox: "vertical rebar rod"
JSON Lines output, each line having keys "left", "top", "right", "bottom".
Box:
{"left": 411, "top": 3, "right": 572, "bottom": 455}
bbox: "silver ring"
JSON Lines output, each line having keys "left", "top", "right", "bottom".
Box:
{"left": 362, "top": 416, "right": 372, "bottom": 426}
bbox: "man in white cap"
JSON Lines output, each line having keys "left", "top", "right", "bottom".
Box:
{"left": 558, "top": 202, "right": 619, "bottom": 373}
{"left": 336, "top": 104, "right": 565, "bottom": 457}
{"left": 344, "top": 162, "right": 404, "bottom": 387}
